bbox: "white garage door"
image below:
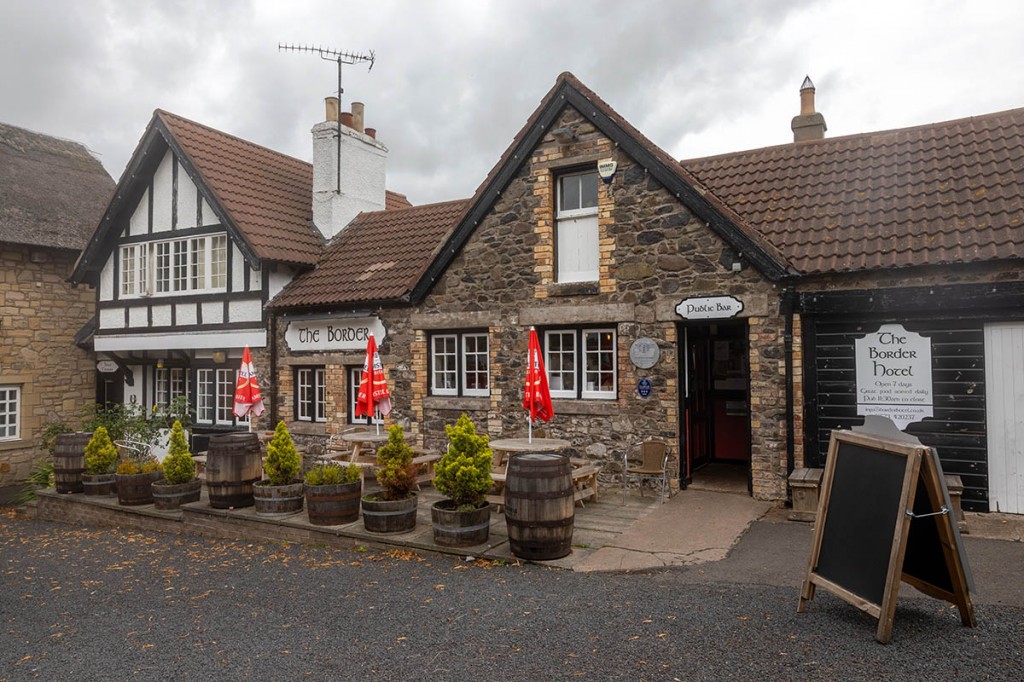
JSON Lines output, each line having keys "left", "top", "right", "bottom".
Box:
{"left": 984, "top": 323, "right": 1024, "bottom": 513}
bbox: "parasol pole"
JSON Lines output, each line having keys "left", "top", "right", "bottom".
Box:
{"left": 527, "top": 336, "right": 533, "bottom": 443}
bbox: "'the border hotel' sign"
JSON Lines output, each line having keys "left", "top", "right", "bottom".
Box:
{"left": 855, "top": 324, "right": 933, "bottom": 430}
{"left": 285, "top": 317, "right": 386, "bottom": 352}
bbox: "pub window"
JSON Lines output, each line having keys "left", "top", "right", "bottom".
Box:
{"left": 196, "top": 368, "right": 245, "bottom": 426}
{"left": 543, "top": 327, "right": 616, "bottom": 400}
{"left": 295, "top": 367, "right": 326, "bottom": 423}
{"left": 555, "top": 169, "right": 599, "bottom": 283}
{"left": 0, "top": 385, "right": 20, "bottom": 441}
{"left": 429, "top": 332, "right": 489, "bottom": 397}
{"left": 120, "top": 233, "right": 229, "bottom": 298}
{"left": 154, "top": 368, "right": 189, "bottom": 407}
{"left": 349, "top": 366, "right": 383, "bottom": 425}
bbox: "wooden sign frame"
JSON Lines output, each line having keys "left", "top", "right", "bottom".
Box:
{"left": 798, "top": 430, "right": 975, "bottom": 643}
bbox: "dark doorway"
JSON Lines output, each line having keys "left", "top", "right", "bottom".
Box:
{"left": 96, "top": 370, "right": 124, "bottom": 407}
{"left": 679, "top": 322, "right": 752, "bottom": 492}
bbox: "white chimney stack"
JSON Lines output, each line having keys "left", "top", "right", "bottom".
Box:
{"left": 312, "top": 97, "right": 388, "bottom": 240}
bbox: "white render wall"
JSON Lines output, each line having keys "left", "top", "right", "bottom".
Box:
{"left": 99, "top": 308, "right": 124, "bottom": 328}
{"left": 229, "top": 299, "right": 262, "bottom": 322}
{"left": 311, "top": 121, "right": 387, "bottom": 239}
{"left": 151, "top": 153, "right": 174, "bottom": 232}
{"left": 130, "top": 192, "right": 149, "bottom": 237}
{"left": 100, "top": 259, "right": 114, "bottom": 301}
{"left": 201, "top": 302, "right": 223, "bottom": 324}
{"left": 177, "top": 160, "right": 199, "bottom": 228}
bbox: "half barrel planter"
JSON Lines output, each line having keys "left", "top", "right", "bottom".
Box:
{"left": 152, "top": 478, "right": 202, "bottom": 511}
{"left": 431, "top": 500, "right": 491, "bottom": 547}
{"left": 504, "top": 453, "right": 575, "bottom": 561}
{"left": 305, "top": 481, "right": 361, "bottom": 526}
{"left": 81, "top": 473, "right": 116, "bottom": 497}
{"left": 116, "top": 471, "right": 163, "bottom": 506}
{"left": 253, "top": 480, "right": 305, "bottom": 517}
{"left": 206, "top": 432, "right": 263, "bottom": 509}
{"left": 362, "top": 494, "right": 418, "bottom": 533}
{"left": 53, "top": 432, "right": 91, "bottom": 494}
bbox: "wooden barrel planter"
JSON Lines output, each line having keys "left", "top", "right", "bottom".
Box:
{"left": 361, "top": 494, "right": 418, "bottom": 533}
{"left": 504, "top": 453, "right": 575, "bottom": 561}
{"left": 54, "top": 432, "right": 90, "bottom": 494}
{"left": 305, "top": 481, "right": 361, "bottom": 526}
{"left": 81, "top": 473, "right": 116, "bottom": 497}
{"left": 431, "top": 500, "right": 491, "bottom": 547}
{"left": 253, "top": 481, "right": 305, "bottom": 517}
{"left": 152, "top": 478, "right": 202, "bottom": 511}
{"left": 116, "top": 471, "right": 162, "bottom": 506}
{"left": 206, "top": 433, "right": 263, "bottom": 509}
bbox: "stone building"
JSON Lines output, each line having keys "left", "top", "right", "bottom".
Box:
{"left": 0, "top": 122, "right": 114, "bottom": 497}
{"left": 268, "top": 72, "right": 1024, "bottom": 513}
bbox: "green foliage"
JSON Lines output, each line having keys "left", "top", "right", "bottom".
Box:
{"left": 161, "top": 420, "right": 195, "bottom": 485}
{"left": 11, "top": 459, "right": 55, "bottom": 505}
{"left": 264, "top": 421, "right": 301, "bottom": 486}
{"left": 84, "top": 427, "right": 119, "bottom": 475}
{"left": 82, "top": 402, "right": 160, "bottom": 446}
{"left": 40, "top": 422, "right": 72, "bottom": 457}
{"left": 117, "top": 459, "right": 161, "bottom": 475}
{"left": 305, "top": 462, "right": 361, "bottom": 486}
{"left": 374, "top": 424, "right": 417, "bottom": 501}
{"left": 155, "top": 396, "right": 193, "bottom": 431}
{"left": 436, "top": 414, "right": 493, "bottom": 508}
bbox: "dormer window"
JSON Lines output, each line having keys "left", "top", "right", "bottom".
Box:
{"left": 556, "top": 170, "right": 599, "bottom": 283}
{"left": 119, "top": 234, "right": 228, "bottom": 298}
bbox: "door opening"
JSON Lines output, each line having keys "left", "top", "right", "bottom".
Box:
{"left": 680, "top": 322, "right": 752, "bottom": 493}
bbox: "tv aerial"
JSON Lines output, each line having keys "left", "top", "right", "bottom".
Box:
{"left": 279, "top": 44, "right": 375, "bottom": 192}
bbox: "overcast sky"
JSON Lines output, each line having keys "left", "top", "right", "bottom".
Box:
{"left": 2, "top": 0, "right": 1022, "bottom": 206}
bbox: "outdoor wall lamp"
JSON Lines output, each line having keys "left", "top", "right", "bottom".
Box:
{"left": 156, "top": 358, "right": 164, "bottom": 369}
{"left": 211, "top": 351, "right": 227, "bottom": 364}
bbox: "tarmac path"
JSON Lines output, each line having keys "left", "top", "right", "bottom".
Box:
{"left": 2, "top": 512, "right": 1022, "bottom": 681}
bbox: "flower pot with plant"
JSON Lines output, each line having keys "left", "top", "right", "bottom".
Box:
{"left": 253, "top": 421, "right": 304, "bottom": 516}
{"left": 115, "top": 437, "right": 163, "bottom": 506}
{"left": 304, "top": 462, "right": 362, "bottom": 525}
{"left": 82, "top": 426, "right": 119, "bottom": 496}
{"left": 152, "top": 420, "right": 202, "bottom": 510}
{"left": 432, "top": 414, "right": 494, "bottom": 547}
{"left": 362, "top": 424, "right": 418, "bottom": 533}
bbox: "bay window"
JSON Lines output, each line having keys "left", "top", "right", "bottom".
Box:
{"left": 119, "top": 233, "right": 228, "bottom": 298}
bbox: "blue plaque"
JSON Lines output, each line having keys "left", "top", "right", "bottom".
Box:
{"left": 637, "top": 378, "right": 652, "bottom": 398}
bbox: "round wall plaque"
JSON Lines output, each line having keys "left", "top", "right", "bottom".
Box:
{"left": 629, "top": 337, "right": 660, "bottom": 369}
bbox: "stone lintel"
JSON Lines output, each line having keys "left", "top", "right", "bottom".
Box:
{"left": 520, "top": 302, "right": 635, "bottom": 327}
{"left": 422, "top": 396, "right": 490, "bottom": 413}
{"left": 552, "top": 399, "right": 620, "bottom": 417}
{"left": 409, "top": 311, "right": 499, "bottom": 330}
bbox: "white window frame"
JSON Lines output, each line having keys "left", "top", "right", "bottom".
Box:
{"left": 349, "top": 366, "right": 383, "bottom": 425}
{"left": 544, "top": 328, "right": 617, "bottom": 400}
{"left": 196, "top": 368, "right": 243, "bottom": 426}
{"left": 429, "top": 332, "right": 489, "bottom": 397}
{"left": 296, "top": 367, "right": 326, "bottom": 423}
{"left": 119, "top": 233, "right": 228, "bottom": 299}
{"left": 556, "top": 170, "right": 599, "bottom": 283}
{"left": 155, "top": 367, "right": 189, "bottom": 407}
{"left": 0, "top": 385, "right": 20, "bottom": 441}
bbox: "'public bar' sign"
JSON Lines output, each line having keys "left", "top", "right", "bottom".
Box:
{"left": 285, "top": 316, "right": 386, "bottom": 352}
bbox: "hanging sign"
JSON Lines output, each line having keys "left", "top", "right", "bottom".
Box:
{"left": 96, "top": 360, "right": 119, "bottom": 373}
{"left": 285, "top": 316, "right": 386, "bottom": 352}
{"left": 675, "top": 295, "right": 744, "bottom": 320}
{"left": 629, "top": 337, "right": 661, "bottom": 369}
{"left": 855, "top": 324, "right": 933, "bottom": 430}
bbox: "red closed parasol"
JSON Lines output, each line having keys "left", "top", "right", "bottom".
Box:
{"left": 523, "top": 327, "right": 554, "bottom": 441}
{"left": 233, "top": 345, "right": 265, "bottom": 420}
{"left": 355, "top": 334, "right": 392, "bottom": 432}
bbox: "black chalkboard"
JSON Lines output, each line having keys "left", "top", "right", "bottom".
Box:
{"left": 815, "top": 442, "right": 910, "bottom": 606}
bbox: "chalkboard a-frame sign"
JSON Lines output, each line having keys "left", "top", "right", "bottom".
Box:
{"left": 798, "top": 430, "right": 976, "bottom": 644}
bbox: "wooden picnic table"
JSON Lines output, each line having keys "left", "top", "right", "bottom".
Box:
{"left": 485, "top": 437, "right": 599, "bottom": 508}
{"left": 318, "top": 430, "right": 439, "bottom": 489}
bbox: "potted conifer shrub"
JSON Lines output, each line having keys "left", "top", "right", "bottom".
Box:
{"left": 152, "top": 420, "right": 202, "bottom": 510}
{"left": 304, "top": 462, "right": 362, "bottom": 526}
{"left": 432, "top": 414, "right": 494, "bottom": 547}
{"left": 253, "top": 420, "right": 304, "bottom": 517}
{"left": 82, "top": 426, "right": 118, "bottom": 497}
{"left": 361, "top": 424, "right": 418, "bottom": 533}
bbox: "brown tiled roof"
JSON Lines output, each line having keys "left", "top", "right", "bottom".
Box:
{"left": 268, "top": 199, "right": 469, "bottom": 308}
{"left": 157, "top": 111, "right": 322, "bottom": 266}
{"left": 0, "top": 122, "right": 114, "bottom": 250}
{"left": 683, "top": 108, "right": 1024, "bottom": 275}
{"left": 386, "top": 190, "right": 412, "bottom": 210}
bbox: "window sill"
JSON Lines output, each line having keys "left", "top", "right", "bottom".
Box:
{"left": 0, "top": 439, "right": 24, "bottom": 452}
{"left": 547, "top": 282, "right": 599, "bottom": 297}
{"left": 423, "top": 396, "right": 491, "bottom": 412}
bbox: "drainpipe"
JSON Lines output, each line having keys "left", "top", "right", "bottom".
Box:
{"left": 781, "top": 285, "right": 796, "bottom": 503}
{"left": 269, "top": 312, "right": 279, "bottom": 426}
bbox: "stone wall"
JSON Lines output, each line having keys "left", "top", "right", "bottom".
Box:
{"left": 273, "top": 104, "right": 791, "bottom": 502}
{"left": 0, "top": 245, "right": 95, "bottom": 490}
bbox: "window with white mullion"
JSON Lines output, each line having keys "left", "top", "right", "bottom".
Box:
{"left": 210, "top": 235, "right": 227, "bottom": 289}
{"left": 582, "top": 329, "right": 617, "bottom": 400}
{"left": 216, "top": 369, "right": 236, "bottom": 425}
{"left": 173, "top": 240, "right": 189, "bottom": 291}
{"left": 462, "top": 333, "right": 489, "bottom": 397}
{"left": 315, "top": 368, "right": 326, "bottom": 422}
{"left": 0, "top": 386, "right": 20, "bottom": 441}
{"left": 196, "top": 369, "right": 215, "bottom": 423}
{"left": 556, "top": 170, "right": 599, "bottom": 283}
{"left": 544, "top": 330, "right": 577, "bottom": 399}
{"left": 155, "top": 242, "right": 171, "bottom": 293}
{"left": 349, "top": 366, "right": 383, "bottom": 425}
{"left": 155, "top": 369, "right": 170, "bottom": 406}
{"left": 431, "top": 335, "right": 459, "bottom": 396}
{"left": 170, "top": 368, "right": 187, "bottom": 402}
{"left": 190, "top": 238, "right": 206, "bottom": 290}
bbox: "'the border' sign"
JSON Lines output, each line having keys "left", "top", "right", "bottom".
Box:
{"left": 855, "top": 324, "right": 933, "bottom": 430}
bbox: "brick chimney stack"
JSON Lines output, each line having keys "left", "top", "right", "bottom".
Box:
{"left": 791, "top": 76, "right": 827, "bottom": 142}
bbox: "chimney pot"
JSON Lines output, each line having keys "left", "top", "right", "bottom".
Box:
{"left": 791, "top": 76, "right": 827, "bottom": 142}
{"left": 365, "top": 127, "right": 376, "bottom": 139}
{"left": 340, "top": 111, "right": 354, "bottom": 128}
{"left": 324, "top": 96, "right": 339, "bottom": 122}
{"left": 351, "top": 102, "right": 365, "bottom": 133}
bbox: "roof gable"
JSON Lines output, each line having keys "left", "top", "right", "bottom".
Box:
{"left": 0, "top": 122, "right": 114, "bottom": 251}
{"left": 408, "top": 73, "right": 792, "bottom": 302}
